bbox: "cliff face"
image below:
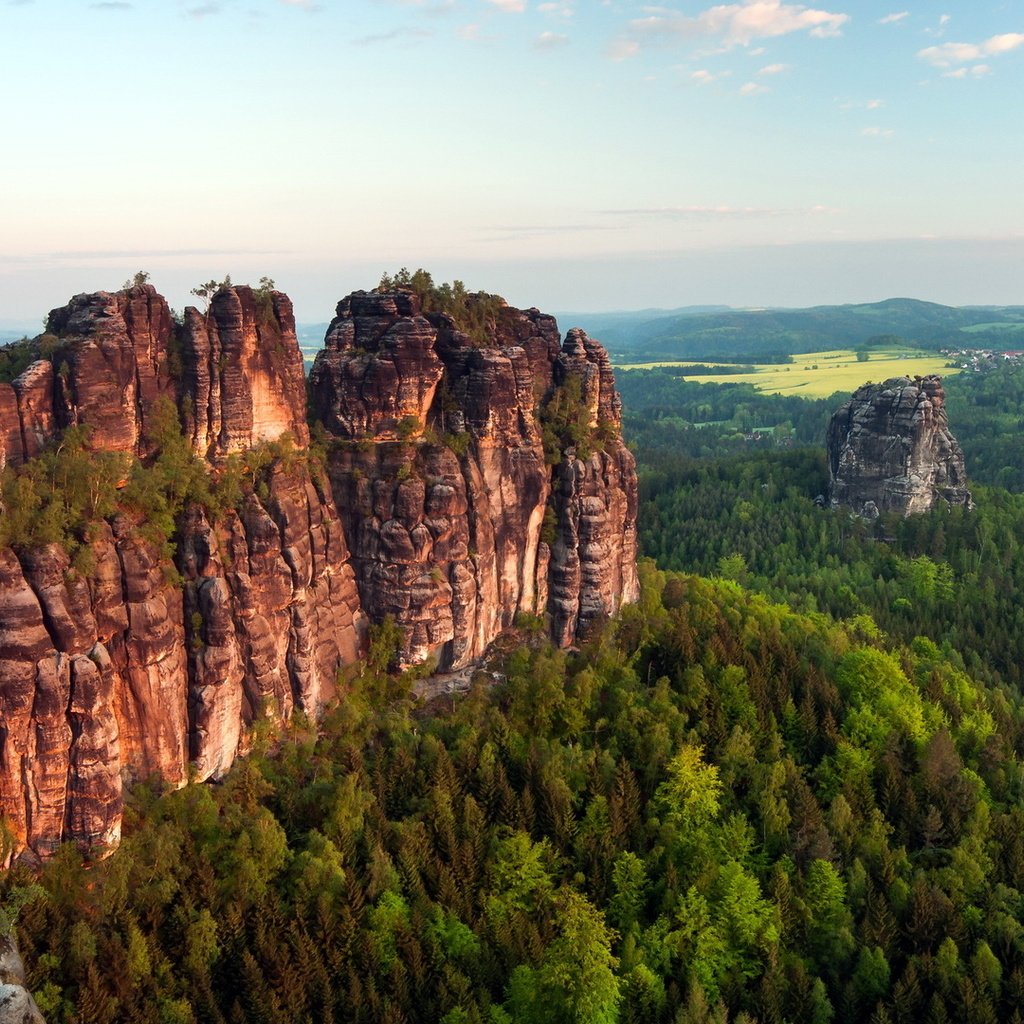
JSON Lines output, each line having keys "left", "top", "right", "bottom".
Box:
{"left": 827, "top": 375, "right": 972, "bottom": 517}
{"left": 180, "top": 287, "right": 310, "bottom": 458}
{"left": 0, "top": 281, "right": 637, "bottom": 859}
{"left": 0, "top": 285, "right": 365, "bottom": 859}
{"left": 309, "top": 290, "right": 639, "bottom": 668}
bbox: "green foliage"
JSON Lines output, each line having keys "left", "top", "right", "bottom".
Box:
{"left": 443, "top": 430, "right": 472, "bottom": 456}
{"left": 190, "top": 275, "right": 232, "bottom": 313}
{"left": 396, "top": 414, "right": 421, "bottom": 440}
{"left": 253, "top": 276, "right": 276, "bottom": 324}
{"left": 0, "top": 336, "right": 43, "bottom": 383}
{"left": 7, "top": 543, "right": 1024, "bottom": 1024}
{"left": 377, "top": 267, "right": 505, "bottom": 346}
{"left": 120, "top": 270, "right": 150, "bottom": 291}
{"left": 0, "top": 426, "right": 129, "bottom": 557}
{"left": 0, "top": 884, "right": 46, "bottom": 936}
{"left": 540, "top": 373, "right": 602, "bottom": 463}
{"left": 637, "top": 443, "right": 1024, "bottom": 690}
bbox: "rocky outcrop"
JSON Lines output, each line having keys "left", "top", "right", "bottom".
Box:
{"left": 310, "top": 289, "right": 639, "bottom": 669}
{"left": 0, "top": 284, "right": 366, "bottom": 859}
{"left": 0, "top": 930, "right": 45, "bottom": 1024}
{"left": 0, "top": 280, "right": 638, "bottom": 859}
{"left": 827, "top": 375, "right": 972, "bottom": 517}
{"left": 0, "top": 466, "right": 365, "bottom": 857}
{"left": 181, "top": 287, "right": 310, "bottom": 458}
{"left": 43, "top": 287, "right": 177, "bottom": 454}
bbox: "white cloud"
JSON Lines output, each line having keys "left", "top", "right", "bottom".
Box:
{"left": 878, "top": 11, "right": 908, "bottom": 25}
{"left": 606, "top": 37, "right": 640, "bottom": 60}
{"left": 919, "top": 32, "right": 1024, "bottom": 67}
{"left": 633, "top": 1, "right": 849, "bottom": 47}
{"left": 353, "top": 25, "right": 432, "bottom": 44}
{"left": 862, "top": 126, "right": 894, "bottom": 137}
{"left": 837, "top": 97, "right": 885, "bottom": 110}
{"left": 691, "top": 68, "right": 731, "bottom": 83}
{"left": 739, "top": 80, "right": 769, "bottom": 95}
{"left": 758, "top": 62, "right": 790, "bottom": 74}
{"left": 537, "top": 0, "right": 573, "bottom": 17}
{"left": 534, "top": 30, "right": 568, "bottom": 47}
{"left": 486, "top": 0, "right": 525, "bottom": 11}
{"left": 943, "top": 63, "right": 991, "bottom": 79}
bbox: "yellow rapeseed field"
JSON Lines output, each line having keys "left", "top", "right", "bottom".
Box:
{"left": 616, "top": 349, "right": 961, "bottom": 398}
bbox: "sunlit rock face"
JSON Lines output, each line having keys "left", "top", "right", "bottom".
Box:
{"left": 0, "top": 285, "right": 365, "bottom": 859}
{"left": 827, "top": 375, "right": 972, "bottom": 518}
{"left": 0, "top": 282, "right": 638, "bottom": 859}
{"left": 310, "top": 289, "right": 639, "bottom": 669}
{"left": 180, "top": 285, "right": 310, "bottom": 458}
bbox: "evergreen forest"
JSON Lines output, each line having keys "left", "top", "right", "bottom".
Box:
{"left": 4, "top": 359, "right": 1024, "bottom": 1024}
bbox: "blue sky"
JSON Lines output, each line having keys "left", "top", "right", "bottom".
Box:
{"left": 1, "top": 0, "right": 1022, "bottom": 322}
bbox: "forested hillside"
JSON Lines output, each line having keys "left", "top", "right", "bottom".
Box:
{"left": 4, "top": 343, "right": 1024, "bottom": 1024}
{"left": 573, "top": 299, "right": 1024, "bottom": 362}
{"left": 5, "top": 565, "right": 1024, "bottom": 1024}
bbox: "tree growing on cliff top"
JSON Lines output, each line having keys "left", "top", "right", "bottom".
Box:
{"left": 376, "top": 267, "right": 504, "bottom": 346}
{"left": 120, "top": 270, "right": 150, "bottom": 291}
{"left": 190, "top": 276, "right": 232, "bottom": 315}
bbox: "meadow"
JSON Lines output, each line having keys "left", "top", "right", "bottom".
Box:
{"left": 616, "top": 347, "right": 961, "bottom": 398}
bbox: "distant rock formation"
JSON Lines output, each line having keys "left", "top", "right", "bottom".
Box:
{"left": 827, "top": 375, "right": 972, "bottom": 517}
{"left": 0, "top": 281, "right": 638, "bottom": 859}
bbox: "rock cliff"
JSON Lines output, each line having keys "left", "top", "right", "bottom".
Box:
{"left": 0, "top": 280, "right": 638, "bottom": 859}
{"left": 0, "top": 930, "right": 45, "bottom": 1024}
{"left": 0, "top": 284, "right": 365, "bottom": 859}
{"left": 309, "top": 290, "right": 639, "bottom": 668}
{"left": 827, "top": 375, "right": 972, "bottom": 517}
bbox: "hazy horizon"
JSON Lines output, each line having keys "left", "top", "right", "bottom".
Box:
{"left": 2, "top": 1, "right": 1021, "bottom": 321}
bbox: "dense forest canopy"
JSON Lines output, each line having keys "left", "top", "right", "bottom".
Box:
{"left": 5, "top": 565, "right": 1024, "bottom": 1024}
{"left": 3, "top": 309, "right": 1024, "bottom": 1024}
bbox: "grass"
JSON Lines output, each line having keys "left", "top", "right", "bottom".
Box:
{"left": 616, "top": 348, "right": 962, "bottom": 399}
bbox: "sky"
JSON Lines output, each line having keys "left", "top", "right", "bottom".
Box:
{"left": 1, "top": 0, "right": 1022, "bottom": 324}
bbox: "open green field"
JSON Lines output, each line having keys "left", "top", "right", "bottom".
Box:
{"left": 616, "top": 348, "right": 961, "bottom": 398}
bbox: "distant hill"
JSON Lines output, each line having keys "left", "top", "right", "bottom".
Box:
{"left": 563, "top": 298, "right": 1024, "bottom": 362}
{"left": 297, "top": 322, "right": 330, "bottom": 365}
{"left": 0, "top": 328, "right": 33, "bottom": 346}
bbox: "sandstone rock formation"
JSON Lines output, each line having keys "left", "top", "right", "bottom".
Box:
{"left": 310, "top": 290, "right": 639, "bottom": 668}
{"left": 180, "top": 286, "right": 309, "bottom": 458}
{"left": 0, "top": 280, "right": 638, "bottom": 859}
{"left": 827, "top": 375, "right": 972, "bottom": 517}
{"left": 0, "top": 930, "right": 45, "bottom": 1024}
{"left": 0, "top": 284, "right": 365, "bottom": 858}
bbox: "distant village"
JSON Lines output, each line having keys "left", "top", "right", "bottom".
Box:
{"left": 941, "top": 346, "right": 1024, "bottom": 371}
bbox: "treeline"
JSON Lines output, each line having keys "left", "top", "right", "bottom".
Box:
{"left": 619, "top": 362, "right": 1024, "bottom": 492}
{"left": 617, "top": 373, "right": 835, "bottom": 460}
{"left": 375, "top": 268, "right": 505, "bottom": 347}
{"left": 945, "top": 364, "right": 1024, "bottom": 492}
{"left": 639, "top": 448, "right": 1024, "bottom": 691}
{"left": 5, "top": 565, "right": 1024, "bottom": 1024}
